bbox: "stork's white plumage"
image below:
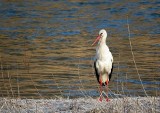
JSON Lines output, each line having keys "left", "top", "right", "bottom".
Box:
{"left": 92, "top": 29, "right": 113, "bottom": 102}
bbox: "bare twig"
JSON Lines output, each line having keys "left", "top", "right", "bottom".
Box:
{"left": 127, "top": 16, "right": 148, "bottom": 96}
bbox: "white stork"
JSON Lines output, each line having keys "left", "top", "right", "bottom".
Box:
{"left": 92, "top": 29, "right": 113, "bottom": 102}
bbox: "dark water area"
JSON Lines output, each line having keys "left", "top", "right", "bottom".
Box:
{"left": 0, "top": 0, "right": 159, "bottom": 98}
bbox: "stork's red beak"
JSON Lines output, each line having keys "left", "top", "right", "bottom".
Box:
{"left": 91, "top": 35, "right": 101, "bottom": 46}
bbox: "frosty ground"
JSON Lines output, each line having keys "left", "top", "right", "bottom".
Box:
{"left": 0, "top": 97, "right": 159, "bottom": 113}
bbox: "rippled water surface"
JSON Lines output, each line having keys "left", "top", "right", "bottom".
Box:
{"left": 0, "top": 1, "right": 159, "bottom": 98}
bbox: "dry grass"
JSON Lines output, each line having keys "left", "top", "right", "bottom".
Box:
{"left": 0, "top": 97, "right": 159, "bottom": 113}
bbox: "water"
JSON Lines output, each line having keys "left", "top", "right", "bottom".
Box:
{"left": 0, "top": 1, "right": 159, "bottom": 98}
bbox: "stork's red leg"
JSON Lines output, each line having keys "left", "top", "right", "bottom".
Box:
{"left": 99, "top": 83, "right": 102, "bottom": 102}
{"left": 105, "top": 80, "right": 110, "bottom": 102}
{"left": 99, "top": 74, "right": 103, "bottom": 102}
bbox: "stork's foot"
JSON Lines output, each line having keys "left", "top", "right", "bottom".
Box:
{"left": 99, "top": 97, "right": 102, "bottom": 102}
{"left": 106, "top": 98, "right": 110, "bottom": 102}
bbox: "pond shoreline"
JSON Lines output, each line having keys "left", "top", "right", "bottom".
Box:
{"left": 0, "top": 97, "right": 159, "bottom": 113}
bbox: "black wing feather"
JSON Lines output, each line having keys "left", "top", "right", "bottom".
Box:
{"left": 94, "top": 60, "right": 100, "bottom": 84}
{"left": 109, "top": 63, "right": 113, "bottom": 81}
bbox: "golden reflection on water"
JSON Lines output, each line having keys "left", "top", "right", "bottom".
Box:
{"left": 0, "top": 33, "right": 159, "bottom": 98}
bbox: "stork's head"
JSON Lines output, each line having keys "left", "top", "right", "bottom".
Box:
{"left": 92, "top": 29, "right": 107, "bottom": 46}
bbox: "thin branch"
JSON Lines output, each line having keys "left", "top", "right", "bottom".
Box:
{"left": 127, "top": 16, "right": 148, "bottom": 96}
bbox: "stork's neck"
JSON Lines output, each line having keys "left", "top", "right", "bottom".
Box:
{"left": 98, "top": 36, "right": 107, "bottom": 46}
